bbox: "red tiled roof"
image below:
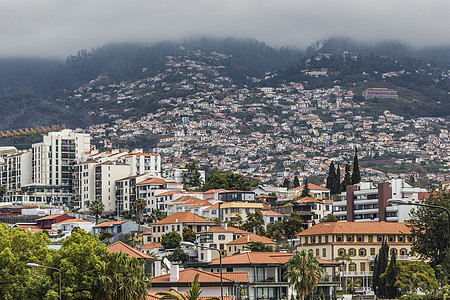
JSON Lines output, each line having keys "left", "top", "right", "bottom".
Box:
{"left": 54, "top": 218, "right": 91, "bottom": 225}
{"left": 198, "top": 226, "right": 251, "bottom": 235}
{"left": 296, "top": 222, "right": 411, "bottom": 236}
{"left": 204, "top": 202, "right": 221, "bottom": 210}
{"left": 209, "top": 252, "right": 293, "bottom": 266}
{"left": 137, "top": 178, "right": 167, "bottom": 185}
{"left": 147, "top": 293, "right": 234, "bottom": 300}
{"left": 296, "top": 196, "right": 322, "bottom": 204}
{"left": 261, "top": 210, "right": 284, "bottom": 217}
{"left": 151, "top": 268, "right": 248, "bottom": 283}
{"left": 93, "top": 220, "right": 127, "bottom": 228}
{"left": 227, "top": 234, "right": 275, "bottom": 245}
{"left": 155, "top": 190, "right": 183, "bottom": 197}
{"left": 317, "top": 258, "right": 341, "bottom": 265}
{"left": 107, "top": 241, "right": 154, "bottom": 260}
{"left": 152, "top": 212, "right": 214, "bottom": 225}
{"left": 36, "top": 214, "right": 71, "bottom": 221}
{"left": 290, "top": 184, "right": 330, "bottom": 192}
{"left": 139, "top": 242, "right": 163, "bottom": 250}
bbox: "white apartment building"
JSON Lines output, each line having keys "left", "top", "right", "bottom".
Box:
{"left": 121, "top": 153, "right": 161, "bottom": 176}
{"left": 13, "top": 130, "right": 90, "bottom": 205}
{"left": 333, "top": 179, "right": 427, "bottom": 222}
{"left": 0, "top": 149, "right": 32, "bottom": 202}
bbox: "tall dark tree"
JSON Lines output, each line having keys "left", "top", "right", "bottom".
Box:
{"left": 407, "top": 189, "right": 450, "bottom": 278}
{"left": 326, "top": 162, "right": 337, "bottom": 193}
{"left": 385, "top": 251, "right": 399, "bottom": 298}
{"left": 301, "top": 178, "right": 311, "bottom": 198}
{"left": 341, "top": 164, "right": 352, "bottom": 192}
{"left": 282, "top": 178, "right": 291, "bottom": 190}
{"left": 373, "top": 240, "right": 389, "bottom": 297}
{"left": 334, "top": 164, "right": 341, "bottom": 195}
{"left": 351, "top": 148, "right": 361, "bottom": 184}
{"left": 182, "top": 162, "right": 203, "bottom": 188}
{"left": 293, "top": 176, "right": 300, "bottom": 188}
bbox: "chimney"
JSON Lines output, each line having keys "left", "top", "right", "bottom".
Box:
{"left": 220, "top": 222, "right": 228, "bottom": 230}
{"left": 155, "top": 260, "right": 162, "bottom": 277}
{"left": 170, "top": 264, "right": 179, "bottom": 282}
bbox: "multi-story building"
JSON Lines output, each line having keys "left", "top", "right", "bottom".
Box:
{"left": 115, "top": 173, "right": 152, "bottom": 215}
{"left": 333, "top": 179, "right": 427, "bottom": 222}
{"left": 94, "top": 161, "right": 130, "bottom": 213}
{"left": 120, "top": 153, "right": 161, "bottom": 176}
{"left": 0, "top": 149, "right": 32, "bottom": 202}
{"left": 362, "top": 88, "right": 398, "bottom": 99}
{"left": 150, "top": 211, "right": 216, "bottom": 243}
{"left": 296, "top": 222, "right": 417, "bottom": 293}
{"left": 21, "top": 130, "right": 90, "bottom": 205}
{"left": 219, "top": 202, "right": 264, "bottom": 223}
{"left": 136, "top": 178, "right": 183, "bottom": 212}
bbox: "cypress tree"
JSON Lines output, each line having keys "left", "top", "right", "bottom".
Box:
{"left": 301, "top": 177, "right": 311, "bottom": 197}
{"left": 385, "top": 251, "right": 399, "bottom": 298}
{"left": 373, "top": 240, "right": 390, "bottom": 297}
{"left": 351, "top": 147, "right": 361, "bottom": 184}
{"left": 282, "top": 178, "right": 290, "bottom": 190}
{"left": 326, "top": 162, "right": 336, "bottom": 192}
{"left": 341, "top": 164, "right": 352, "bottom": 192}
{"left": 293, "top": 176, "right": 300, "bottom": 188}
{"left": 334, "top": 164, "right": 341, "bottom": 195}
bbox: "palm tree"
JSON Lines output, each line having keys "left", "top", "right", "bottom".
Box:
{"left": 284, "top": 250, "right": 324, "bottom": 300}
{"left": 0, "top": 185, "right": 5, "bottom": 199}
{"left": 89, "top": 199, "right": 104, "bottom": 224}
{"left": 135, "top": 197, "right": 147, "bottom": 233}
{"left": 157, "top": 273, "right": 219, "bottom": 300}
{"left": 335, "top": 252, "right": 352, "bottom": 292}
{"left": 92, "top": 252, "right": 150, "bottom": 300}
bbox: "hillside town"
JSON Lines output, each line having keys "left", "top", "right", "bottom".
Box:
{"left": 1, "top": 128, "right": 449, "bottom": 299}
{"left": 57, "top": 49, "right": 450, "bottom": 185}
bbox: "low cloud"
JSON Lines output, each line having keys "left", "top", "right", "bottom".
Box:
{"left": 0, "top": 0, "right": 449, "bottom": 58}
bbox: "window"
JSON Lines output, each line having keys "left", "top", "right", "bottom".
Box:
{"left": 218, "top": 234, "right": 225, "bottom": 240}
{"left": 400, "top": 248, "right": 407, "bottom": 256}
{"left": 304, "top": 237, "right": 308, "bottom": 244}
{"left": 325, "top": 236, "right": 329, "bottom": 243}
{"left": 349, "top": 248, "right": 356, "bottom": 256}
{"left": 368, "top": 235, "right": 373, "bottom": 242}
{"left": 359, "top": 248, "right": 366, "bottom": 256}
{"left": 358, "top": 235, "right": 364, "bottom": 242}
{"left": 318, "top": 236, "right": 322, "bottom": 243}
{"left": 360, "top": 263, "right": 366, "bottom": 272}
{"left": 337, "top": 235, "right": 343, "bottom": 242}
{"left": 311, "top": 236, "right": 316, "bottom": 243}
{"left": 370, "top": 248, "right": 376, "bottom": 255}
{"left": 322, "top": 248, "right": 326, "bottom": 257}
{"left": 350, "top": 263, "right": 356, "bottom": 272}
{"left": 347, "top": 235, "right": 353, "bottom": 242}
{"left": 316, "top": 249, "right": 320, "bottom": 256}
{"left": 398, "top": 235, "right": 404, "bottom": 242}
{"left": 389, "top": 235, "right": 395, "bottom": 242}
{"left": 338, "top": 248, "right": 345, "bottom": 256}
{"left": 378, "top": 235, "right": 384, "bottom": 242}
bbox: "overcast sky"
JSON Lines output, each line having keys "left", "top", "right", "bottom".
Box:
{"left": 1, "top": 0, "right": 449, "bottom": 59}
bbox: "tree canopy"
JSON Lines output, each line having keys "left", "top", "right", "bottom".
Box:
{"left": 89, "top": 199, "right": 105, "bottom": 224}
{"left": 161, "top": 231, "right": 182, "bottom": 249}
{"left": 203, "top": 172, "right": 260, "bottom": 191}
{"left": 406, "top": 189, "right": 450, "bottom": 281}
{"left": 182, "top": 162, "right": 203, "bottom": 189}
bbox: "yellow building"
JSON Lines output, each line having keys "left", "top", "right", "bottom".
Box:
{"left": 297, "top": 222, "right": 418, "bottom": 293}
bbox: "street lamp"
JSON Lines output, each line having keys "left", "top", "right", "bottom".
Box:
{"left": 181, "top": 241, "right": 223, "bottom": 300}
{"left": 388, "top": 198, "right": 450, "bottom": 248}
{"left": 27, "top": 263, "right": 62, "bottom": 300}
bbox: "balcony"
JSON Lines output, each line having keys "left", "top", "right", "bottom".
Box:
{"left": 368, "top": 255, "right": 409, "bottom": 262}
{"left": 342, "top": 271, "right": 373, "bottom": 277}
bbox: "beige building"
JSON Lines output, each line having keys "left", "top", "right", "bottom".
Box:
{"left": 219, "top": 202, "right": 264, "bottom": 223}
{"left": 297, "top": 222, "right": 417, "bottom": 292}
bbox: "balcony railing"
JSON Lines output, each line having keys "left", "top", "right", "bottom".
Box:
{"left": 341, "top": 271, "right": 373, "bottom": 277}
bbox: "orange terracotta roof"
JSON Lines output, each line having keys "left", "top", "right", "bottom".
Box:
{"left": 139, "top": 242, "right": 163, "bottom": 250}
{"left": 204, "top": 202, "right": 221, "bottom": 210}
{"left": 290, "top": 184, "right": 330, "bottom": 192}
{"left": 137, "top": 178, "right": 167, "bottom": 185}
{"left": 147, "top": 293, "right": 234, "bottom": 300}
{"left": 152, "top": 212, "right": 214, "bottom": 225}
{"left": 227, "top": 233, "right": 275, "bottom": 245}
{"left": 93, "top": 220, "right": 127, "bottom": 228}
{"left": 35, "top": 214, "right": 70, "bottom": 221}
{"left": 296, "top": 196, "right": 322, "bottom": 204}
{"left": 198, "top": 226, "right": 251, "bottom": 234}
{"left": 170, "top": 195, "right": 202, "bottom": 203}
{"left": 261, "top": 210, "right": 284, "bottom": 217}
{"left": 18, "top": 225, "right": 42, "bottom": 232}
{"left": 151, "top": 268, "right": 248, "bottom": 283}
{"left": 317, "top": 258, "right": 341, "bottom": 265}
{"left": 203, "top": 189, "right": 227, "bottom": 194}
{"left": 107, "top": 241, "right": 154, "bottom": 260}
{"left": 55, "top": 218, "right": 91, "bottom": 225}
{"left": 296, "top": 222, "right": 411, "bottom": 236}
{"left": 155, "top": 190, "right": 183, "bottom": 197}
{"left": 123, "top": 153, "right": 158, "bottom": 158}
{"left": 209, "top": 252, "right": 293, "bottom": 266}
